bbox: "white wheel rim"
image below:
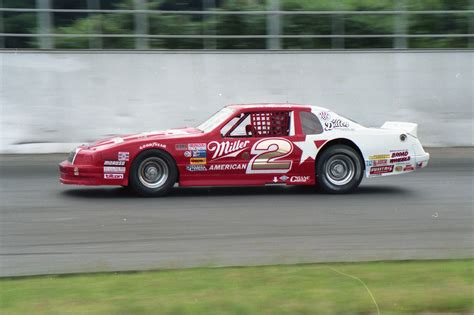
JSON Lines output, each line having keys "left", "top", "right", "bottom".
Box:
{"left": 324, "top": 154, "right": 355, "bottom": 186}
{"left": 138, "top": 157, "right": 169, "bottom": 189}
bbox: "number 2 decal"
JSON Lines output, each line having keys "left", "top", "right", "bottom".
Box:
{"left": 246, "top": 138, "right": 294, "bottom": 174}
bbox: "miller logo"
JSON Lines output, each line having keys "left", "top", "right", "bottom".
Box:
{"left": 208, "top": 140, "right": 250, "bottom": 160}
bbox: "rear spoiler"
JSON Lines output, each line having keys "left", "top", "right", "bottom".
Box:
{"left": 381, "top": 121, "right": 418, "bottom": 137}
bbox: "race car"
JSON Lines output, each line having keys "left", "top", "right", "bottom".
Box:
{"left": 60, "top": 104, "right": 430, "bottom": 196}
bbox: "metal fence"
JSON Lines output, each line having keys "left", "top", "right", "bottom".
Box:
{"left": 1, "top": 0, "right": 473, "bottom": 50}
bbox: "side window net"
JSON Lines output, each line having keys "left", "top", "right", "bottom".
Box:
{"left": 250, "top": 112, "right": 290, "bottom": 137}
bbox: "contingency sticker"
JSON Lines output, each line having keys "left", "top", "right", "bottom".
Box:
{"left": 190, "top": 158, "right": 206, "bottom": 165}
{"left": 369, "top": 165, "right": 394, "bottom": 175}
{"left": 104, "top": 174, "right": 124, "bottom": 179}
{"left": 103, "top": 166, "right": 126, "bottom": 174}
{"left": 104, "top": 160, "right": 126, "bottom": 166}
{"left": 118, "top": 152, "right": 129, "bottom": 161}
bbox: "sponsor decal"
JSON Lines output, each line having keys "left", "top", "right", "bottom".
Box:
{"left": 365, "top": 159, "right": 388, "bottom": 166}
{"left": 104, "top": 160, "right": 125, "bottom": 166}
{"left": 175, "top": 144, "right": 187, "bottom": 150}
{"left": 208, "top": 140, "right": 250, "bottom": 160}
{"left": 272, "top": 175, "right": 292, "bottom": 183}
{"left": 104, "top": 166, "right": 126, "bottom": 174}
{"left": 192, "top": 150, "right": 207, "bottom": 158}
{"left": 416, "top": 162, "right": 423, "bottom": 169}
{"left": 188, "top": 143, "right": 207, "bottom": 150}
{"left": 139, "top": 142, "right": 166, "bottom": 150}
{"left": 369, "top": 154, "right": 390, "bottom": 160}
{"left": 209, "top": 163, "right": 247, "bottom": 171}
{"left": 319, "top": 111, "right": 331, "bottom": 121}
{"left": 404, "top": 164, "right": 415, "bottom": 171}
{"left": 290, "top": 176, "right": 310, "bottom": 183}
{"left": 391, "top": 150, "right": 409, "bottom": 158}
{"left": 395, "top": 165, "right": 403, "bottom": 172}
{"left": 370, "top": 165, "right": 394, "bottom": 175}
{"left": 190, "top": 157, "right": 206, "bottom": 165}
{"left": 279, "top": 175, "right": 289, "bottom": 181}
{"left": 104, "top": 173, "right": 124, "bottom": 179}
{"left": 324, "top": 119, "right": 350, "bottom": 131}
{"left": 390, "top": 156, "right": 410, "bottom": 163}
{"left": 186, "top": 165, "right": 207, "bottom": 172}
{"left": 118, "top": 152, "right": 129, "bottom": 161}
{"left": 184, "top": 151, "right": 192, "bottom": 157}
{"left": 373, "top": 159, "right": 388, "bottom": 166}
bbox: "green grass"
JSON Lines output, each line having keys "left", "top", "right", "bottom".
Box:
{"left": 1, "top": 260, "right": 472, "bottom": 314}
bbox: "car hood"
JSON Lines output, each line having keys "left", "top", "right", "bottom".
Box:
{"left": 85, "top": 127, "right": 202, "bottom": 150}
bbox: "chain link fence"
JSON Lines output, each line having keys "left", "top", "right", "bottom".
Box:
{"left": 1, "top": 0, "right": 473, "bottom": 50}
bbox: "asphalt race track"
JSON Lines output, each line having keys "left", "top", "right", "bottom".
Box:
{"left": 1, "top": 148, "right": 472, "bottom": 276}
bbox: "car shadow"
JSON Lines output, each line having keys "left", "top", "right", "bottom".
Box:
{"left": 60, "top": 184, "right": 412, "bottom": 199}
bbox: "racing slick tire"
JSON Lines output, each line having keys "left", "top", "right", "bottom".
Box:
{"left": 129, "top": 149, "right": 178, "bottom": 197}
{"left": 316, "top": 144, "right": 364, "bottom": 194}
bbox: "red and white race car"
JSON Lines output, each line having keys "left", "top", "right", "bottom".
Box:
{"left": 60, "top": 104, "right": 430, "bottom": 196}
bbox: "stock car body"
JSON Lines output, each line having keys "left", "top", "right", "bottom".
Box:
{"left": 60, "top": 104, "right": 430, "bottom": 196}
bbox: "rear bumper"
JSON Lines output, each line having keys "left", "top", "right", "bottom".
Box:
{"left": 366, "top": 151, "right": 430, "bottom": 177}
{"left": 59, "top": 160, "right": 123, "bottom": 185}
{"left": 415, "top": 152, "right": 430, "bottom": 169}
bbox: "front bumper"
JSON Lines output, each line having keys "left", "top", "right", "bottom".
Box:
{"left": 59, "top": 160, "right": 123, "bottom": 185}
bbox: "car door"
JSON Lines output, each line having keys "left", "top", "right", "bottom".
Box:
{"left": 206, "top": 110, "right": 306, "bottom": 185}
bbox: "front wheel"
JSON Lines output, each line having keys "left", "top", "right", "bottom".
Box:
{"left": 316, "top": 145, "right": 364, "bottom": 194}
{"left": 129, "top": 150, "right": 178, "bottom": 197}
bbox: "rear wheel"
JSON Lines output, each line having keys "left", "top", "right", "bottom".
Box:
{"left": 129, "top": 150, "right": 177, "bottom": 197}
{"left": 316, "top": 145, "right": 364, "bottom": 194}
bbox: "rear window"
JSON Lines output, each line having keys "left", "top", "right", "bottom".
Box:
{"left": 300, "top": 111, "right": 323, "bottom": 134}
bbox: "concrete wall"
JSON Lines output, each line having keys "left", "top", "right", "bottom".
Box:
{"left": 0, "top": 50, "right": 472, "bottom": 153}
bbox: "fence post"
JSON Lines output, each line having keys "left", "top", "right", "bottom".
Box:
{"left": 470, "top": 0, "right": 474, "bottom": 48}
{"left": 266, "top": 0, "right": 281, "bottom": 50}
{"left": 203, "top": 0, "right": 216, "bottom": 49}
{"left": 36, "top": 0, "right": 53, "bottom": 49}
{"left": 394, "top": 0, "right": 407, "bottom": 49}
{"left": 0, "top": 0, "right": 4, "bottom": 48}
{"left": 134, "top": 0, "right": 148, "bottom": 49}
{"left": 331, "top": 13, "right": 345, "bottom": 49}
{"left": 87, "top": 0, "right": 102, "bottom": 49}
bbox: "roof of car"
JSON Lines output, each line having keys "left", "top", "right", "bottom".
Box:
{"left": 226, "top": 103, "right": 327, "bottom": 111}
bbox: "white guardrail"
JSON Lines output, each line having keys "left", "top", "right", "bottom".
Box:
{"left": 0, "top": 50, "right": 472, "bottom": 153}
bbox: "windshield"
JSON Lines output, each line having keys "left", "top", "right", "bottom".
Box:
{"left": 196, "top": 107, "right": 235, "bottom": 133}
